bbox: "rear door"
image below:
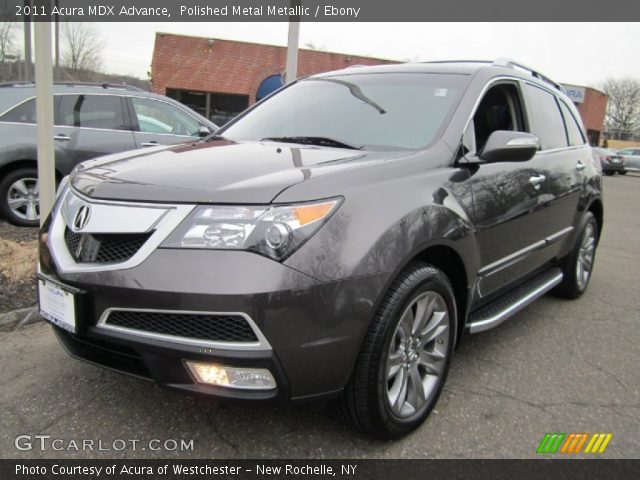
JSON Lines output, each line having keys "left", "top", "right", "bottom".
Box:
{"left": 54, "top": 94, "right": 137, "bottom": 165}
{"left": 126, "top": 96, "right": 206, "bottom": 148}
{"left": 522, "top": 84, "right": 588, "bottom": 258}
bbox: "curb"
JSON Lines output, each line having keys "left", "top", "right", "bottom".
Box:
{"left": 0, "top": 306, "right": 42, "bottom": 332}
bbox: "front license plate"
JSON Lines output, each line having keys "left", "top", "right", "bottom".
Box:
{"left": 38, "top": 276, "right": 77, "bottom": 333}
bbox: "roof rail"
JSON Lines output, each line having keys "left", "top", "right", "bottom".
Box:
{"left": 0, "top": 81, "right": 144, "bottom": 92}
{"left": 421, "top": 60, "right": 493, "bottom": 65}
{"left": 492, "top": 58, "right": 565, "bottom": 93}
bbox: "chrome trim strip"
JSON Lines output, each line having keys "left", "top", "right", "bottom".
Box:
{"left": 478, "top": 226, "right": 574, "bottom": 278}
{"left": 546, "top": 226, "right": 574, "bottom": 244}
{"left": 48, "top": 188, "right": 195, "bottom": 274}
{"left": 469, "top": 270, "right": 563, "bottom": 334}
{"left": 479, "top": 240, "right": 546, "bottom": 278}
{"left": 97, "top": 308, "right": 272, "bottom": 352}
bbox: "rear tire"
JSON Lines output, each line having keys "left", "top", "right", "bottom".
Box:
{"left": 0, "top": 168, "right": 41, "bottom": 227}
{"left": 335, "top": 263, "right": 456, "bottom": 439}
{"left": 554, "top": 212, "right": 598, "bottom": 299}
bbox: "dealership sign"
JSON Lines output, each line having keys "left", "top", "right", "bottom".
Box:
{"left": 562, "top": 84, "right": 586, "bottom": 104}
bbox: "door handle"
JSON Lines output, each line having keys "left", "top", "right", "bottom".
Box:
{"left": 529, "top": 174, "right": 546, "bottom": 190}
{"left": 140, "top": 141, "right": 159, "bottom": 147}
{"left": 54, "top": 134, "right": 71, "bottom": 141}
{"left": 576, "top": 160, "right": 586, "bottom": 171}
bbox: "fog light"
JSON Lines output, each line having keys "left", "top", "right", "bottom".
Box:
{"left": 185, "top": 361, "right": 276, "bottom": 390}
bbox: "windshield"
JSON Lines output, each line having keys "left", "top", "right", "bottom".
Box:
{"left": 220, "top": 73, "right": 467, "bottom": 150}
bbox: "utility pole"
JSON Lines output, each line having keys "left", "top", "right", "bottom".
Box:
{"left": 284, "top": 0, "right": 300, "bottom": 84}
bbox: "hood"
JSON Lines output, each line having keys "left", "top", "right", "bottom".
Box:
{"left": 70, "top": 139, "right": 406, "bottom": 204}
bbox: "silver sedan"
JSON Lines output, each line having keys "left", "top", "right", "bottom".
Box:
{"left": 618, "top": 147, "right": 640, "bottom": 171}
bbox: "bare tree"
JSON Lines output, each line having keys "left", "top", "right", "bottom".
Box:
{"left": 304, "top": 41, "right": 326, "bottom": 51}
{"left": 602, "top": 77, "right": 640, "bottom": 139}
{"left": 0, "top": 22, "right": 17, "bottom": 62}
{"left": 61, "top": 23, "right": 103, "bottom": 74}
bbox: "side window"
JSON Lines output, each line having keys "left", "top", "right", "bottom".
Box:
{"left": 558, "top": 101, "right": 586, "bottom": 146}
{"left": 57, "top": 95, "right": 127, "bottom": 130}
{"left": 524, "top": 84, "right": 567, "bottom": 150}
{"left": 464, "top": 83, "right": 525, "bottom": 154}
{"left": 0, "top": 98, "right": 36, "bottom": 123}
{"left": 130, "top": 97, "right": 200, "bottom": 137}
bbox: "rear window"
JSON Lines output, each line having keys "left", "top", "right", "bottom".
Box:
{"left": 56, "top": 94, "right": 127, "bottom": 130}
{"left": 0, "top": 98, "right": 36, "bottom": 124}
{"left": 558, "top": 100, "right": 586, "bottom": 146}
{"left": 524, "top": 84, "right": 567, "bottom": 150}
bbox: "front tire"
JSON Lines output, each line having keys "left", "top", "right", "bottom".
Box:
{"left": 336, "top": 263, "right": 456, "bottom": 439}
{"left": 0, "top": 168, "right": 41, "bottom": 227}
{"left": 554, "top": 212, "right": 598, "bottom": 299}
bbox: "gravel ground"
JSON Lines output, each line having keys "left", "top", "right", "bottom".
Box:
{"left": 0, "top": 220, "right": 38, "bottom": 314}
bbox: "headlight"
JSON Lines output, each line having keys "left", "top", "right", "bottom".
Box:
{"left": 162, "top": 198, "right": 341, "bottom": 261}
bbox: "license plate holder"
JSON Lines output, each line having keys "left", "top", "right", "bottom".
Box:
{"left": 37, "top": 274, "right": 85, "bottom": 334}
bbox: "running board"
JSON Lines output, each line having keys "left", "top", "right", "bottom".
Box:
{"left": 467, "top": 268, "right": 563, "bottom": 334}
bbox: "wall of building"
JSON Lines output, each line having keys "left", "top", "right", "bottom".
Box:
{"left": 575, "top": 88, "right": 608, "bottom": 134}
{"left": 151, "top": 33, "right": 397, "bottom": 105}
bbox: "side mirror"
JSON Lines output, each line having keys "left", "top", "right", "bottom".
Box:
{"left": 478, "top": 131, "right": 540, "bottom": 162}
{"left": 197, "top": 125, "right": 212, "bottom": 138}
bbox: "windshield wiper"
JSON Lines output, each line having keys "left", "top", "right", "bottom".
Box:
{"left": 261, "top": 136, "right": 362, "bottom": 150}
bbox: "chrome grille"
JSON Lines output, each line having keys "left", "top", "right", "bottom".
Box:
{"left": 64, "top": 228, "right": 152, "bottom": 264}
{"left": 103, "top": 310, "right": 259, "bottom": 343}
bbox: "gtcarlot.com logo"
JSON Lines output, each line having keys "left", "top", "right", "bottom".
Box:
{"left": 537, "top": 432, "right": 613, "bottom": 454}
{"left": 15, "top": 435, "right": 194, "bottom": 452}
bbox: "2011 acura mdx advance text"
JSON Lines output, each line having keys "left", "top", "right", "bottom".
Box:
{"left": 38, "top": 59, "right": 603, "bottom": 438}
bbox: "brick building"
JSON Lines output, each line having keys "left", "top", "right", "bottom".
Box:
{"left": 562, "top": 84, "right": 608, "bottom": 146}
{"left": 151, "top": 33, "right": 609, "bottom": 142}
{"left": 151, "top": 32, "right": 397, "bottom": 125}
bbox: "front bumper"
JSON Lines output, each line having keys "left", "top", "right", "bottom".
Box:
{"left": 40, "top": 238, "right": 388, "bottom": 403}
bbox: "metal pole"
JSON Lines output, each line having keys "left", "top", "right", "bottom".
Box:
{"left": 284, "top": 1, "right": 300, "bottom": 84}
{"left": 54, "top": 0, "right": 60, "bottom": 81}
{"left": 34, "top": 21, "right": 56, "bottom": 225}
{"left": 23, "top": 0, "right": 32, "bottom": 81}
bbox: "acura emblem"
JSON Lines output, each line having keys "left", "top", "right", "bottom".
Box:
{"left": 73, "top": 205, "right": 91, "bottom": 231}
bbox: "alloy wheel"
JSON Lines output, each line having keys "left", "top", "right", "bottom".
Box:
{"left": 7, "top": 177, "right": 40, "bottom": 222}
{"left": 576, "top": 223, "right": 596, "bottom": 290}
{"left": 386, "top": 291, "right": 450, "bottom": 418}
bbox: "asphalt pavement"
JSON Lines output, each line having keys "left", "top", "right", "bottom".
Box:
{"left": 1, "top": 175, "right": 638, "bottom": 459}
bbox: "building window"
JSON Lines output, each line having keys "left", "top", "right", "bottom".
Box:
{"left": 166, "top": 89, "right": 249, "bottom": 126}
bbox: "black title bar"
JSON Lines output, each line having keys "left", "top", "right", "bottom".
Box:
{"left": 1, "top": 0, "right": 639, "bottom": 22}
{"left": 2, "top": 459, "right": 640, "bottom": 480}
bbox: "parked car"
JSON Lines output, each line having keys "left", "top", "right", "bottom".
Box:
{"left": 0, "top": 82, "right": 218, "bottom": 226}
{"left": 38, "top": 59, "right": 602, "bottom": 438}
{"left": 617, "top": 147, "right": 640, "bottom": 171}
{"left": 593, "top": 147, "right": 625, "bottom": 175}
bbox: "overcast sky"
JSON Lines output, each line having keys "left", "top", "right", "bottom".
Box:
{"left": 98, "top": 22, "right": 640, "bottom": 88}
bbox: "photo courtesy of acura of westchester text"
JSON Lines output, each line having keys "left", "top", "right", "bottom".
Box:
{"left": 0, "top": 0, "right": 639, "bottom": 475}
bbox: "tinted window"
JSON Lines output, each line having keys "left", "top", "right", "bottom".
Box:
{"left": 558, "top": 101, "right": 585, "bottom": 146}
{"left": 131, "top": 97, "right": 201, "bottom": 136}
{"left": 524, "top": 85, "right": 567, "bottom": 150}
{"left": 1, "top": 98, "right": 36, "bottom": 123}
{"left": 222, "top": 74, "right": 466, "bottom": 150}
{"left": 57, "top": 95, "right": 126, "bottom": 130}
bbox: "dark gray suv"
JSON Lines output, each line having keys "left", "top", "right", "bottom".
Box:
{"left": 38, "top": 60, "right": 602, "bottom": 438}
{"left": 0, "top": 82, "right": 217, "bottom": 226}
